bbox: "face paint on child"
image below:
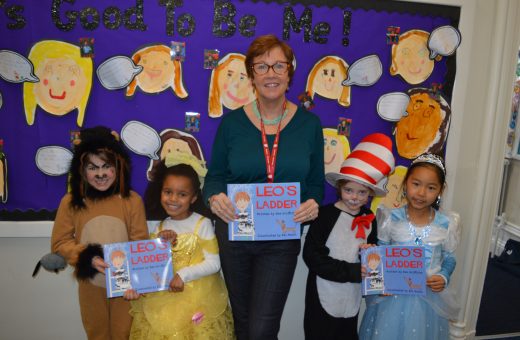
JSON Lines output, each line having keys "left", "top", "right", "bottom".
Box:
{"left": 340, "top": 181, "right": 370, "bottom": 214}
{"left": 84, "top": 153, "right": 116, "bottom": 192}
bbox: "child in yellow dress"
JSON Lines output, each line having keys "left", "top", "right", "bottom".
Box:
{"left": 125, "top": 158, "right": 234, "bottom": 339}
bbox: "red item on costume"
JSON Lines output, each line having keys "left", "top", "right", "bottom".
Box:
{"left": 351, "top": 214, "right": 375, "bottom": 239}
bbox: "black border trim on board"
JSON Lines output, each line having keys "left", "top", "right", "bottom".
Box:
{"left": 0, "top": 209, "right": 57, "bottom": 221}
{"left": 237, "top": 0, "right": 461, "bottom": 23}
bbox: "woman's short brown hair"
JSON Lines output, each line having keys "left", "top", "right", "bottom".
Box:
{"left": 245, "top": 34, "right": 295, "bottom": 84}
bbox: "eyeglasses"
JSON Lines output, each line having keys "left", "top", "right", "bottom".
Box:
{"left": 251, "top": 62, "right": 290, "bottom": 75}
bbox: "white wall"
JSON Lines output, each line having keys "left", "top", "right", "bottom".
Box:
{"left": 502, "top": 160, "right": 520, "bottom": 226}
{"left": 2, "top": 1, "right": 520, "bottom": 339}
{"left": 0, "top": 235, "right": 85, "bottom": 340}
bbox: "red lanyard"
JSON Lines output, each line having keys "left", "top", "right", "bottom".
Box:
{"left": 260, "top": 118, "right": 282, "bottom": 183}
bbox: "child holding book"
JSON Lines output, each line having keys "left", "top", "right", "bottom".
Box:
{"left": 51, "top": 126, "right": 149, "bottom": 340}
{"left": 125, "top": 158, "right": 234, "bottom": 339}
{"left": 303, "top": 133, "right": 395, "bottom": 340}
{"left": 359, "top": 153, "right": 460, "bottom": 340}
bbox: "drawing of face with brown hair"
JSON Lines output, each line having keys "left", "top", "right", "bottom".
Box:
{"left": 126, "top": 45, "right": 187, "bottom": 98}
{"left": 306, "top": 56, "right": 350, "bottom": 107}
{"left": 147, "top": 129, "right": 205, "bottom": 181}
{"left": 208, "top": 53, "right": 255, "bottom": 118}
{"left": 24, "top": 40, "right": 93, "bottom": 126}
{"left": 395, "top": 89, "right": 451, "bottom": 159}
{"left": 390, "top": 30, "right": 434, "bottom": 85}
{"left": 316, "top": 61, "right": 342, "bottom": 96}
{"left": 219, "top": 56, "right": 254, "bottom": 109}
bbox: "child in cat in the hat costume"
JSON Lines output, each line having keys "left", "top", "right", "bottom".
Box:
{"left": 303, "top": 133, "right": 395, "bottom": 340}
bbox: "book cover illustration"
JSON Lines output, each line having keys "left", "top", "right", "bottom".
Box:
{"left": 104, "top": 239, "right": 173, "bottom": 298}
{"left": 227, "top": 182, "right": 300, "bottom": 241}
{"left": 361, "top": 245, "right": 426, "bottom": 296}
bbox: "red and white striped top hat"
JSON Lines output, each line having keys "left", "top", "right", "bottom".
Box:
{"left": 325, "top": 133, "right": 395, "bottom": 196}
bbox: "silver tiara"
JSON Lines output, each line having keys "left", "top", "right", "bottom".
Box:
{"left": 411, "top": 153, "right": 445, "bottom": 174}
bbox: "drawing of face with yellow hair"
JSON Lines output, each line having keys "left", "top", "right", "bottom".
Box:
{"left": 306, "top": 56, "right": 350, "bottom": 107}
{"left": 208, "top": 53, "right": 255, "bottom": 118}
{"left": 323, "top": 128, "right": 350, "bottom": 174}
{"left": 126, "top": 45, "right": 187, "bottom": 98}
{"left": 370, "top": 165, "right": 407, "bottom": 212}
{"left": 23, "top": 40, "right": 92, "bottom": 126}
{"left": 390, "top": 30, "right": 436, "bottom": 85}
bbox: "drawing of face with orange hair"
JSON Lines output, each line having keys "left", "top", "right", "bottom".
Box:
{"left": 126, "top": 45, "right": 188, "bottom": 98}
{"left": 395, "top": 88, "right": 451, "bottom": 159}
{"left": 390, "top": 30, "right": 436, "bottom": 85}
{"left": 208, "top": 53, "right": 255, "bottom": 118}
{"left": 23, "top": 40, "right": 92, "bottom": 126}
{"left": 306, "top": 56, "right": 350, "bottom": 107}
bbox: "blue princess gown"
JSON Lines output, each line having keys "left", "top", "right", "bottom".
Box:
{"left": 359, "top": 206, "right": 460, "bottom": 340}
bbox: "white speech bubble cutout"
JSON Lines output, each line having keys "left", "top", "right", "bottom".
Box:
{"left": 36, "top": 146, "right": 73, "bottom": 176}
{"left": 0, "top": 50, "right": 39, "bottom": 83}
{"left": 121, "top": 121, "right": 161, "bottom": 160}
{"left": 342, "top": 54, "right": 382, "bottom": 87}
{"left": 97, "top": 56, "right": 143, "bottom": 90}
{"left": 428, "top": 25, "right": 461, "bottom": 59}
{"left": 377, "top": 92, "right": 410, "bottom": 122}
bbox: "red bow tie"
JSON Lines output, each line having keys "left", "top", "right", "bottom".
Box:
{"left": 351, "top": 214, "right": 375, "bottom": 239}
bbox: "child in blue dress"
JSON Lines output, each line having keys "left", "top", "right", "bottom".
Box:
{"left": 359, "top": 153, "right": 460, "bottom": 340}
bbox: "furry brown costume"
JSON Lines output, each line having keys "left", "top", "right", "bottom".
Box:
{"left": 51, "top": 126, "right": 148, "bottom": 340}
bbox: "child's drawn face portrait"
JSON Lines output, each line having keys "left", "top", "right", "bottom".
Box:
{"left": 390, "top": 31, "right": 433, "bottom": 85}
{"left": 236, "top": 198, "right": 249, "bottom": 212}
{"left": 395, "top": 92, "right": 444, "bottom": 159}
{"left": 148, "top": 129, "right": 205, "bottom": 182}
{"left": 160, "top": 138, "right": 193, "bottom": 160}
{"left": 24, "top": 40, "right": 93, "bottom": 126}
{"left": 136, "top": 50, "right": 175, "bottom": 93}
{"left": 127, "top": 45, "right": 187, "bottom": 99}
{"left": 312, "top": 59, "right": 347, "bottom": 100}
{"left": 306, "top": 56, "right": 350, "bottom": 107}
{"left": 33, "top": 58, "right": 88, "bottom": 115}
{"left": 371, "top": 166, "right": 407, "bottom": 211}
{"left": 84, "top": 153, "right": 116, "bottom": 192}
{"left": 323, "top": 129, "right": 350, "bottom": 174}
{"left": 218, "top": 58, "right": 255, "bottom": 109}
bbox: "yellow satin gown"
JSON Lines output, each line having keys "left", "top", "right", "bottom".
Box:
{"left": 130, "top": 217, "right": 235, "bottom": 339}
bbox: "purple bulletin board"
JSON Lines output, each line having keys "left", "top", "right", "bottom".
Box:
{"left": 0, "top": 0, "right": 459, "bottom": 219}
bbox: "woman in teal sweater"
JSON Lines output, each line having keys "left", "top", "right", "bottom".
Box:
{"left": 203, "top": 34, "right": 324, "bottom": 340}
